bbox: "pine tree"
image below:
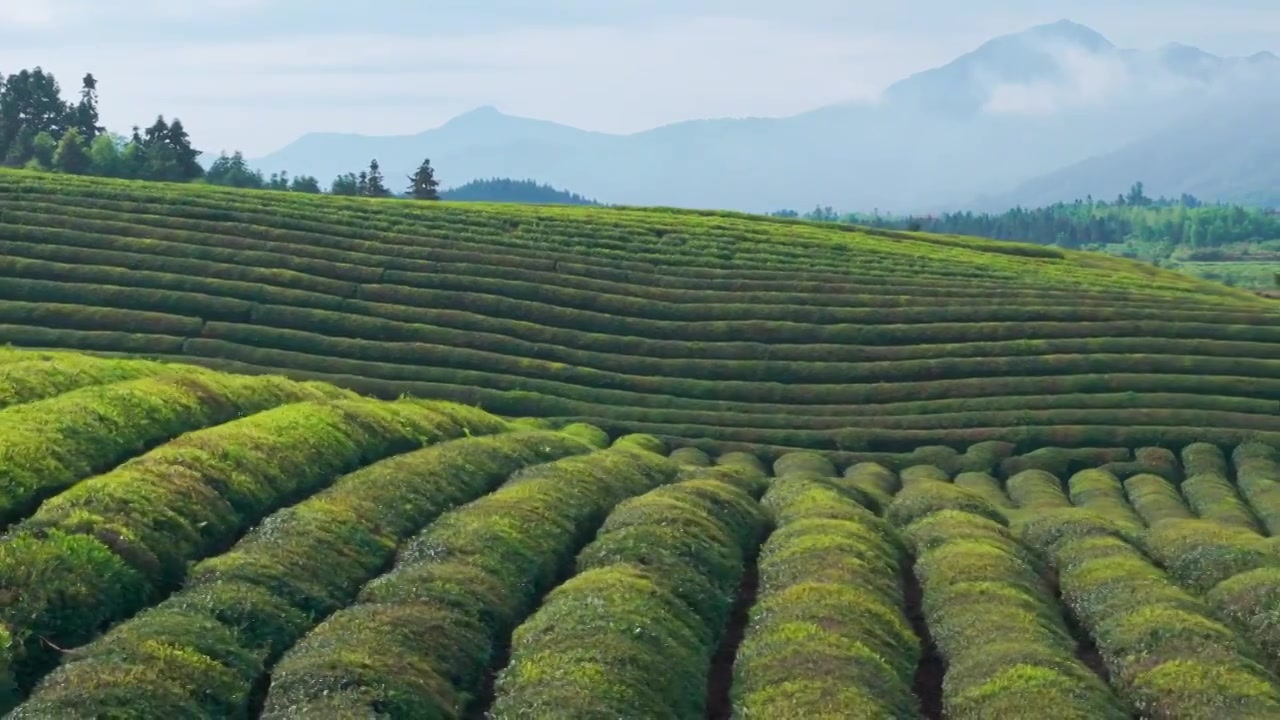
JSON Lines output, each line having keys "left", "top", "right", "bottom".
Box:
{"left": 407, "top": 157, "right": 440, "bottom": 200}
{"left": 165, "top": 118, "right": 203, "bottom": 179}
{"left": 70, "top": 73, "right": 103, "bottom": 143}
{"left": 357, "top": 170, "right": 369, "bottom": 196}
{"left": 365, "top": 159, "right": 390, "bottom": 196}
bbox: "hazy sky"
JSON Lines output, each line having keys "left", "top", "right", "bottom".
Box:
{"left": 2, "top": 1, "right": 1277, "bottom": 156}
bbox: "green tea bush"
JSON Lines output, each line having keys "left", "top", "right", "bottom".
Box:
{"left": 733, "top": 477, "right": 918, "bottom": 718}
{"left": 490, "top": 470, "right": 766, "bottom": 718}
{"left": 11, "top": 430, "right": 591, "bottom": 718}
{"left": 259, "top": 445, "right": 678, "bottom": 718}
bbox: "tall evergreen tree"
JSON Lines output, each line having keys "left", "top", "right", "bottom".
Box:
{"left": 165, "top": 118, "right": 203, "bottom": 179}
{"left": 407, "top": 157, "right": 440, "bottom": 200}
{"left": 365, "top": 159, "right": 390, "bottom": 197}
{"left": 70, "top": 73, "right": 103, "bottom": 143}
{"left": 356, "top": 170, "right": 369, "bottom": 196}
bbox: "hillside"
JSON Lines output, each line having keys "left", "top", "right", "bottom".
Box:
{"left": 809, "top": 191, "right": 1280, "bottom": 290}
{"left": 3, "top": 172, "right": 1280, "bottom": 716}
{"left": 976, "top": 94, "right": 1280, "bottom": 211}
{"left": 2, "top": 349, "right": 1280, "bottom": 717}
{"left": 0, "top": 169, "right": 1276, "bottom": 460}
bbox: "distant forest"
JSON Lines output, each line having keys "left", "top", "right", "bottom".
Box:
{"left": 775, "top": 183, "right": 1280, "bottom": 252}
{"left": 441, "top": 178, "right": 599, "bottom": 205}
{"left": 773, "top": 183, "right": 1280, "bottom": 289}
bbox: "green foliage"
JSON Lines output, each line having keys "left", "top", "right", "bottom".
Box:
{"left": 1180, "top": 444, "right": 1262, "bottom": 532}
{"left": 887, "top": 481, "right": 1006, "bottom": 528}
{"left": 716, "top": 451, "right": 768, "bottom": 475}
{"left": 611, "top": 432, "right": 666, "bottom": 455}
{"left": 1232, "top": 442, "right": 1280, "bottom": 534}
{"left": 441, "top": 177, "right": 599, "bottom": 205}
{"left": 733, "top": 476, "right": 917, "bottom": 718}
{"left": 51, "top": 129, "right": 90, "bottom": 175}
{"left": 0, "top": 398, "right": 499, "bottom": 694}
{"left": 773, "top": 451, "right": 836, "bottom": 478}
{"left": 1023, "top": 510, "right": 1280, "bottom": 717}
{"left": 1067, "top": 469, "right": 1143, "bottom": 528}
{"left": 669, "top": 446, "right": 712, "bottom": 467}
{"left": 1140, "top": 519, "right": 1280, "bottom": 594}
{"left": 30, "top": 132, "right": 55, "bottom": 169}
{"left": 260, "top": 445, "right": 678, "bottom": 717}
{"left": 0, "top": 368, "right": 351, "bottom": 528}
{"left": 491, "top": 471, "right": 766, "bottom": 718}
{"left": 954, "top": 471, "right": 1016, "bottom": 510}
{"left": 0, "top": 170, "right": 1276, "bottom": 455}
{"left": 559, "top": 422, "right": 610, "bottom": 449}
{"left": 899, "top": 505, "right": 1126, "bottom": 719}
{"left": 1007, "top": 470, "right": 1073, "bottom": 510}
{"left": 13, "top": 430, "right": 590, "bottom": 718}
{"left": 1123, "top": 473, "right": 1194, "bottom": 525}
{"left": 0, "top": 627, "right": 14, "bottom": 713}
{"left": 0, "top": 351, "right": 171, "bottom": 409}
{"left": 406, "top": 157, "right": 440, "bottom": 200}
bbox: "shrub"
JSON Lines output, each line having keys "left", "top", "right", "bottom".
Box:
{"left": 259, "top": 445, "right": 678, "bottom": 717}
{"left": 732, "top": 477, "right": 918, "bottom": 718}
{"left": 0, "top": 368, "right": 350, "bottom": 528}
{"left": 0, "top": 398, "right": 500, "bottom": 693}
{"left": 12, "top": 429, "right": 593, "bottom": 718}
{"left": 490, "top": 470, "right": 766, "bottom": 718}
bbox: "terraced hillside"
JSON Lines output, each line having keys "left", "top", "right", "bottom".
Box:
{"left": 2, "top": 351, "right": 1280, "bottom": 718}
{"left": 0, "top": 170, "right": 1277, "bottom": 461}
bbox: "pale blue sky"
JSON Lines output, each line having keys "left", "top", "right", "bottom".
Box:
{"left": 2, "top": 1, "right": 1276, "bottom": 155}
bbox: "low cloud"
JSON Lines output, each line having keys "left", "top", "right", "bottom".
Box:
{"left": 981, "top": 44, "right": 1134, "bottom": 115}
{"left": 0, "top": 0, "right": 272, "bottom": 29}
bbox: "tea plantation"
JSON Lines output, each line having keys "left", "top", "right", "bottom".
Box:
{"left": 0, "top": 169, "right": 1279, "bottom": 718}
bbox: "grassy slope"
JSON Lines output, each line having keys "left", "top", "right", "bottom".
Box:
{"left": 0, "top": 168, "right": 1276, "bottom": 457}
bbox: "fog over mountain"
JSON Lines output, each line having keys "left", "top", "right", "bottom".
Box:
{"left": 251, "top": 20, "right": 1280, "bottom": 213}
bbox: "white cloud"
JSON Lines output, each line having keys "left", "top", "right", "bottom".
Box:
{"left": 0, "top": 0, "right": 271, "bottom": 29}
{"left": 0, "top": 3, "right": 61, "bottom": 29}
{"left": 981, "top": 44, "right": 1135, "bottom": 115}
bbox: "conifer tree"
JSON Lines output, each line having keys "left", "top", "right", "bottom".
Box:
{"left": 407, "top": 157, "right": 440, "bottom": 200}
{"left": 365, "top": 158, "right": 390, "bottom": 196}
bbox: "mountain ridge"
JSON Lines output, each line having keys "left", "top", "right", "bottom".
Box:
{"left": 250, "top": 19, "right": 1279, "bottom": 213}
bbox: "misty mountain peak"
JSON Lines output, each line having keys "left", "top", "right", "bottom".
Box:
{"left": 443, "top": 105, "right": 507, "bottom": 126}
{"left": 882, "top": 19, "right": 1115, "bottom": 115}
{"left": 1021, "top": 19, "right": 1115, "bottom": 51}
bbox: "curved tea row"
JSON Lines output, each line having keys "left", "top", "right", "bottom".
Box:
{"left": 2, "top": 355, "right": 1280, "bottom": 716}
{"left": 0, "top": 170, "right": 1276, "bottom": 452}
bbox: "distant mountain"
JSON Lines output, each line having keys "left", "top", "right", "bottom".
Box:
{"left": 440, "top": 177, "right": 600, "bottom": 205}
{"left": 250, "top": 20, "right": 1280, "bottom": 214}
{"left": 880, "top": 20, "right": 1116, "bottom": 115}
{"left": 970, "top": 93, "right": 1280, "bottom": 210}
